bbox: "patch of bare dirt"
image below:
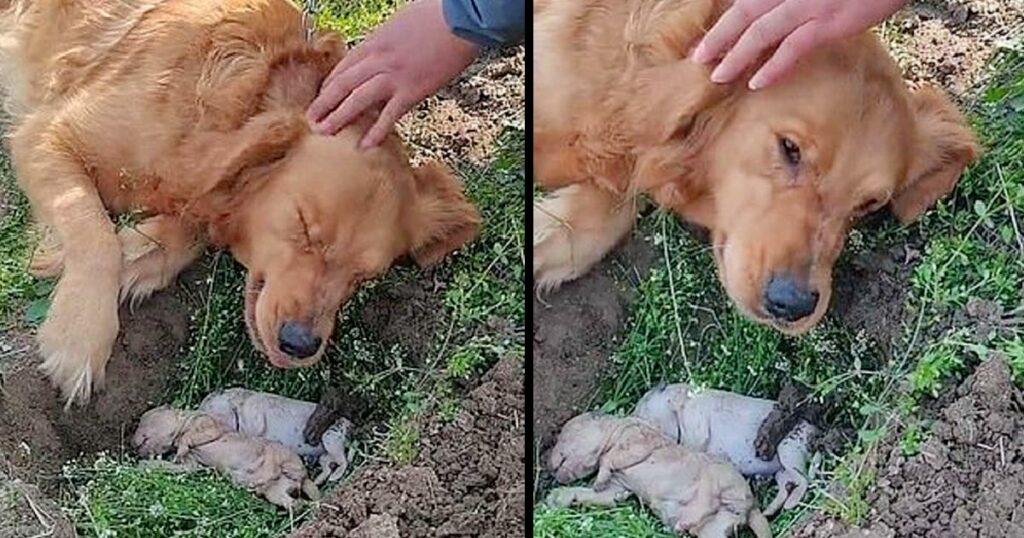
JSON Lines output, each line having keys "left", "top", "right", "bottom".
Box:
{"left": 0, "top": 450, "right": 77, "bottom": 538}
{"left": 888, "top": 0, "right": 1024, "bottom": 96}
{"left": 531, "top": 235, "right": 657, "bottom": 453}
{"left": 399, "top": 46, "right": 524, "bottom": 166}
{"left": 288, "top": 356, "right": 524, "bottom": 538}
{"left": 794, "top": 357, "right": 1024, "bottom": 538}
{"left": 829, "top": 234, "right": 921, "bottom": 350}
{"left": 0, "top": 285, "right": 190, "bottom": 494}
{"left": 358, "top": 274, "right": 445, "bottom": 364}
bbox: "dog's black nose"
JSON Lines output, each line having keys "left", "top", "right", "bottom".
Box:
{"left": 278, "top": 321, "right": 322, "bottom": 359}
{"left": 764, "top": 274, "right": 819, "bottom": 322}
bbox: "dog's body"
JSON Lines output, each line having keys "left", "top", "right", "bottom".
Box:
{"left": 0, "top": 0, "right": 479, "bottom": 405}
{"left": 533, "top": 0, "right": 977, "bottom": 333}
{"left": 199, "top": 388, "right": 351, "bottom": 485}
{"left": 547, "top": 413, "right": 772, "bottom": 538}
{"left": 133, "top": 406, "right": 318, "bottom": 510}
{"left": 633, "top": 383, "right": 816, "bottom": 516}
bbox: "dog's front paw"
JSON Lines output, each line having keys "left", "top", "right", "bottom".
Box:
{"left": 533, "top": 200, "right": 584, "bottom": 292}
{"left": 118, "top": 220, "right": 201, "bottom": 308}
{"left": 37, "top": 277, "right": 120, "bottom": 407}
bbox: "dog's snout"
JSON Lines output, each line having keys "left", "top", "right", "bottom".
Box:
{"left": 278, "top": 321, "right": 322, "bottom": 359}
{"left": 764, "top": 274, "right": 819, "bottom": 322}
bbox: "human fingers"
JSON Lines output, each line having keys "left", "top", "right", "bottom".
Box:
{"left": 748, "top": 20, "right": 826, "bottom": 89}
{"left": 359, "top": 95, "right": 409, "bottom": 149}
{"left": 709, "top": 0, "right": 806, "bottom": 84}
{"left": 313, "top": 74, "right": 391, "bottom": 136}
{"left": 307, "top": 59, "right": 378, "bottom": 124}
{"left": 692, "top": 0, "right": 785, "bottom": 64}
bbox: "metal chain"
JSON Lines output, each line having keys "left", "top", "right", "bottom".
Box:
{"left": 301, "top": 0, "right": 319, "bottom": 42}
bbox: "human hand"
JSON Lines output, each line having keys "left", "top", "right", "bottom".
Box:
{"left": 307, "top": 0, "right": 480, "bottom": 148}
{"left": 692, "top": 0, "right": 908, "bottom": 90}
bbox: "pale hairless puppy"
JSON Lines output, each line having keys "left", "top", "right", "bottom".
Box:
{"left": 546, "top": 412, "right": 772, "bottom": 538}
{"left": 132, "top": 406, "right": 319, "bottom": 510}
{"left": 198, "top": 388, "right": 352, "bottom": 485}
{"left": 632, "top": 384, "right": 817, "bottom": 516}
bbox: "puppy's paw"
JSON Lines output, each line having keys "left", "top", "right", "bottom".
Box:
{"left": 37, "top": 277, "right": 119, "bottom": 407}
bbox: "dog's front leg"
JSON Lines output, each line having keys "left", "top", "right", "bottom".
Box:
{"left": 12, "top": 123, "right": 122, "bottom": 407}
{"left": 533, "top": 184, "right": 639, "bottom": 290}
{"left": 545, "top": 484, "right": 630, "bottom": 508}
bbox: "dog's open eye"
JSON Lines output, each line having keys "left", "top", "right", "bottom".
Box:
{"left": 778, "top": 136, "right": 801, "bottom": 167}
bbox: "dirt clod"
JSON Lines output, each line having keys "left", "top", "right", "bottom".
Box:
{"left": 755, "top": 379, "right": 825, "bottom": 461}
{"left": 289, "top": 356, "right": 524, "bottom": 538}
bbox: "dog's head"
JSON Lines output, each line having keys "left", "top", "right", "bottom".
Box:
{"left": 132, "top": 406, "right": 190, "bottom": 457}
{"left": 547, "top": 412, "right": 622, "bottom": 483}
{"left": 636, "top": 35, "right": 979, "bottom": 334}
{"left": 191, "top": 112, "right": 480, "bottom": 368}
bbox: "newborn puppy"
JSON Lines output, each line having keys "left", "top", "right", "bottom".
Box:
{"left": 198, "top": 388, "right": 352, "bottom": 485}
{"left": 547, "top": 412, "right": 772, "bottom": 538}
{"left": 633, "top": 384, "right": 817, "bottom": 516}
{"left": 133, "top": 406, "right": 318, "bottom": 510}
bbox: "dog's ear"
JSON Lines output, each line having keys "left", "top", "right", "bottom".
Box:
{"left": 594, "top": 425, "right": 659, "bottom": 488}
{"left": 407, "top": 161, "right": 481, "bottom": 267}
{"left": 890, "top": 85, "right": 980, "bottom": 223}
{"left": 188, "top": 111, "right": 308, "bottom": 242}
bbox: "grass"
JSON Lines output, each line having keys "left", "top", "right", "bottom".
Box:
{"left": 533, "top": 46, "right": 1024, "bottom": 538}
{"left": 0, "top": 1, "right": 522, "bottom": 536}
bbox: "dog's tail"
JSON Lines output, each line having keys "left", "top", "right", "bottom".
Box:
{"left": 748, "top": 507, "right": 773, "bottom": 538}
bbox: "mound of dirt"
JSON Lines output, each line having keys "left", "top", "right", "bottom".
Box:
{"left": 794, "top": 357, "right": 1024, "bottom": 538}
{"left": 532, "top": 235, "right": 657, "bottom": 451}
{"left": 0, "top": 284, "right": 190, "bottom": 492}
{"left": 288, "top": 356, "right": 524, "bottom": 538}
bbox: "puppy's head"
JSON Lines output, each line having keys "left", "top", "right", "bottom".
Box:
{"left": 193, "top": 112, "right": 480, "bottom": 368}
{"left": 133, "top": 406, "right": 190, "bottom": 457}
{"left": 639, "top": 35, "right": 978, "bottom": 334}
{"left": 547, "top": 412, "right": 617, "bottom": 483}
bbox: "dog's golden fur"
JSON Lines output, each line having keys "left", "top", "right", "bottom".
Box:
{"left": 533, "top": 0, "right": 979, "bottom": 333}
{"left": 0, "top": 0, "right": 480, "bottom": 405}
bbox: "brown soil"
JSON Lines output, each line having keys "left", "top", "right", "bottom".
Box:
{"left": 358, "top": 274, "right": 444, "bottom": 364}
{"left": 531, "top": 235, "right": 657, "bottom": 453}
{"left": 0, "top": 287, "right": 190, "bottom": 493}
{"left": 888, "top": 0, "right": 1024, "bottom": 97}
{"left": 287, "top": 356, "right": 524, "bottom": 538}
{"left": 829, "top": 235, "right": 920, "bottom": 350}
{"left": 794, "top": 357, "right": 1024, "bottom": 538}
{"left": 0, "top": 450, "right": 76, "bottom": 538}
{"left": 399, "top": 47, "right": 524, "bottom": 166}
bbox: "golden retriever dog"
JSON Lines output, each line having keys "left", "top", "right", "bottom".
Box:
{"left": 533, "top": 0, "right": 978, "bottom": 333}
{"left": 0, "top": 0, "right": 480, "bottom": 406}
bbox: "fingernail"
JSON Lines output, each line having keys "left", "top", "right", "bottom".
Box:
{"left": 710, "top": 66, "right": 728, "bottom": 84}
{"left": 748, "top": 71, "right": 766, "bottom": 91}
